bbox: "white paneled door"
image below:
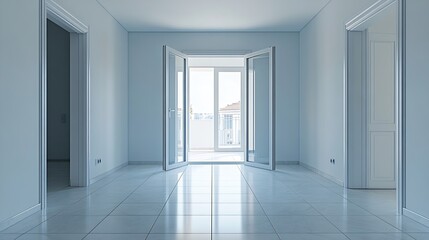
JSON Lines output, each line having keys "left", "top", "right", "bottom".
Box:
{"left": 367, "top": 34, "right": 396, "bottom": 188}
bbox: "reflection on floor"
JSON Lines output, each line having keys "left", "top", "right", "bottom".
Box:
{"left": 1, "top": 165, "right": 428, "bottom": 240}
{"left": 47, "top": 161, "right": 70, "bottom": 192}
{"left": 188, "top": 151, "right": 244, "bottom": 162}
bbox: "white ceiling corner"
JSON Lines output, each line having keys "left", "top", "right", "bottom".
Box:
{"left": 97, "top": 0, "right": 330, "bottom": 32}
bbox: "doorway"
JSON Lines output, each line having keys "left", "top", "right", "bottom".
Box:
{"left": 47, "top": 19, "right": 71, "bottom": 192}
{"left": 345, "top": 0, "right": 401, "bottom": 212}
{"left": 188, "top": 57, "right": 245, "bottom": 163}
{"left": 163, "top": 47, "right": 275, "bottom": 170}
{"left": 41, "top": 0, "right": 90, "bottom": 207}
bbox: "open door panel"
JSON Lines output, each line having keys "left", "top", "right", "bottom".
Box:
{"left": 244, "top": 47, "right": 275, "bottom": 170}
{"left": 163, "top": 46, "right": 189, "bottom": 171}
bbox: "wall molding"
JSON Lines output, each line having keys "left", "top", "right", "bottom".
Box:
{"left": 346, "top": 0, "right": 397, "bottom": 30}
{"left": 299, "top": 162, "right": 344, "bottom": 186}
{"left": 46, "top": 0, "right": 87, "bottom": 33}
{"left": 0, "top": 204, "right": 40, "bottom": 232}
{"left": 403, "top": 208, "right": 429, "bottom": 227}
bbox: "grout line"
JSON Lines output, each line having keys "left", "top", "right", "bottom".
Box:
{"left": 14, "top": 166, "right": 143, "bottom": 237}
{"left": 305, "top": 201, "right": 353, "bottom": 240}
{"left": 336, "top": 191, "right": 405, "bottom": 232}
{"left": 144, "top": 167, "right": 187, "bottom": 239}
{"left": 278, "top": 165, "right": 403, "bottom": 237}
{"left": 235, "top": 165, "right": 281, "bottom": 239}
{"left": 83, "top": 168, "right": 171, "bottom": 239}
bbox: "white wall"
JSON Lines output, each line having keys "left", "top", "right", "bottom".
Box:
{"left": 0, "top": 0, "right": 41, "bottom": 228}
{"left": 52, "top": 0, "right": 129, "bottom": 180}
{"left": 0, "top": 0, "right": 128, "bottom": 229}
{"left": 47, "top": 20, "right": 70, "bottom": 161}
{"left": 129, "top": 32, "right": 300, "bottom": 164}
{"left": 405, "top": 0, "right": 429, "bottom": 222}
{"left": 300, "top": 0, "right": 378, "bottom": 184}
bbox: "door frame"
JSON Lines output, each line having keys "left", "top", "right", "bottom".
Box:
{"left": 163, "top": 46, "right": 189, "bottom": 170}
{"left": 185, "top": 66, "right": 244, "bottom": 153}
{"left": 214, "top": 67, "right": 245, "bottom": 152}
{"left": 244, "top": 47, "right": 276, "bottom": 171}
{"left": 344, "top": 0, "right": 404, "bottom": 214}
{"left": 41, "top": 0, "right": 90, "bottom": 208}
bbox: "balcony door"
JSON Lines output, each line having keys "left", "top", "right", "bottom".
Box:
{"left": 163, "top": 46, "right": 188, "bottom": 170}
{"left": 163, "top": 47, "right": 275, "bottom": 170}
{"left": 245, "top": 47, "right": 275, "bottom": 170}
{"left": 214, "top": 68, "right": 244, "bottom": 152}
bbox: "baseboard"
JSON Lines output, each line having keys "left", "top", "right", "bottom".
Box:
{"left": 0, "top": 204, "right": 41, "bottom": 232}
{"left": 90, "top": 162, "right": 128, "bottom": 185}
{"left": 277, "top": 161, "right": 299, "bottom": 165}
{"left": 403, "top": 208, "right": 429, "bottom": 227}
{"left": 128, "top": 161, "right": 162, "bottom": 165}
{"left": 299, "top": 162, "right": 344, "bottom": 186}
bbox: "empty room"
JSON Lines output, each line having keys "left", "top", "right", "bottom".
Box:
{"left": 1, "top": 0, "right": 429, "bottom": 240}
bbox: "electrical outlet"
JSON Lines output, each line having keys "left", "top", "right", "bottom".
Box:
{"left": 95, "top": 158, "right": 102, "bottom": 165}
{"left": 332, "top": 158, "right": 335, "bottom": 164}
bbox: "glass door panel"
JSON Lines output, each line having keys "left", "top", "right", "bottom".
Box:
{"left": 216, "top": 70, "right": 243, "bottom": 151}
{"left": 245, "top": 47, "right": 275, "bottom": 170}
{"left": 164, "top": 46, "right": 188, "bottom": 170}
{"left": 189, "top": 68, "right": 215, "bottom": 154}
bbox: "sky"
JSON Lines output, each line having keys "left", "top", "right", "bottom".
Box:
{"left": 189, "top": 68, "right": 241, "bottom": 114}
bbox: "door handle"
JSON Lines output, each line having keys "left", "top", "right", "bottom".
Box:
{"left": 168, "top": 109, "right": 176, "bottom": 118}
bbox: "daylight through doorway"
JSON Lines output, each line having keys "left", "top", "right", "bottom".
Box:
{"left": 188, "top": 57, "right": 244, "bottom": 162}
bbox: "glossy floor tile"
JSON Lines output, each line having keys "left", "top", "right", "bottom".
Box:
{"left": 0, "top": 234, "right": 20, "bottom": 240}
{"left": 83, "top": 234, "right": 147, "bottom": 240}
{"left": 91, "top": 216, "right": 157, "bottom": 234}
{"left": 2, "top": 164, "right": 425, "bottom": 239}
{"left": 188, "top": 151, "right": 244, "bottom": 163}
{"left": 16, "top": 234, "right": 86, "bottom": 240}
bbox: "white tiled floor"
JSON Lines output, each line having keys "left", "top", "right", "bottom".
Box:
{"left": 188, "top": 151, "right": 244, "bottom": 163}
{"left": 2, "top": 164, "right": 429, "bottom": 240}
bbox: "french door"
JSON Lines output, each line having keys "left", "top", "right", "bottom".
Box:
{"left": 163, "top": 46, "right": 188, "bottom": 170}
{"left": 244, "top": 47, "right": 275, "bottom": 170}
{"left": 163, "top": 46, "right": 275, "bottom": 171}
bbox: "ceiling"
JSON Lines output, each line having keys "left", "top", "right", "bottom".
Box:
{"left": 97, "top": 0, "right": 331, "bottom": 32}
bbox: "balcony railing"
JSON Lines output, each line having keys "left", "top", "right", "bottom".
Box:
{"left": 189, "top": 113, "right": 242, "bottom": 150}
